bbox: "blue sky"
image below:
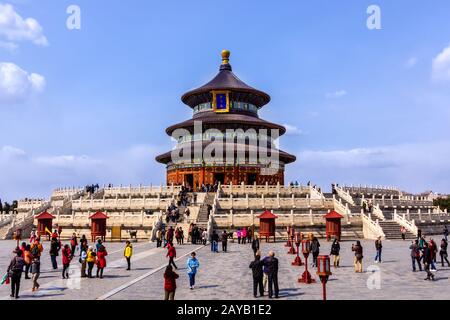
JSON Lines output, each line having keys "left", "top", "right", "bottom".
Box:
{"left": 1, "top": 0, "right": 450, "bottom": 201}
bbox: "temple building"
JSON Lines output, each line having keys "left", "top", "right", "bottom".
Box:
{"left": 155, "top": 50, "right": 296, "bottom": 190}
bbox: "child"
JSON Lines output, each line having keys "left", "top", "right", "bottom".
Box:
{"left": 124, "top": 241, "right": 133, "bottom": 270}
{"left": 31, "top": 257, "right": 40, "bottom": 292}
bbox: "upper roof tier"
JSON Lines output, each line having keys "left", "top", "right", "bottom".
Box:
{"left": 181, "top": 50, "right": 271, "bottom": 108}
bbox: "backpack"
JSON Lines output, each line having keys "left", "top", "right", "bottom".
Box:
{"left": 31, "top": 244, "right": 40, "bottom": 257}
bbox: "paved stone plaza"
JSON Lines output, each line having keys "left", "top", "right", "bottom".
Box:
{"left": 0, "top": 238, "right": 449, "bottom": 300}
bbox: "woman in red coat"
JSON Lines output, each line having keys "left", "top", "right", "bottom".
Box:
{"left": 164, "top": 265, "right": 179, "bottom": 300}
{"left": 61, "top": 245, "right": 72, "bottom": 279}
{"left": 166, "top": 242, "right": 178, "bottom": 269}
{"left": 96, "top": 245, "right": 108, "bottom": 278}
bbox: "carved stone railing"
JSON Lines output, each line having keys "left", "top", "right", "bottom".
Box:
{"left": 372, "top": 204, "right": 385, "bottom": 221}
{"left": 334, "top": 186, "right": 355, "bottom": 206}
{"left": 361, "top": 212, "right": 385, "bottom": 240}
{"left": 393, "top": 211, "right": 418, "bottom": 236}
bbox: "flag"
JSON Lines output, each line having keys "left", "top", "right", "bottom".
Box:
{"left": 45, "top": 227, "right": 52, "bottom": 235}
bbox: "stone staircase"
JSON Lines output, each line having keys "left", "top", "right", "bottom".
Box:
{"left": 196, "top": 193, "right": 214, "bottom": 229}
{"left": 378, "top": 220, "right": 416, "bottom": 240}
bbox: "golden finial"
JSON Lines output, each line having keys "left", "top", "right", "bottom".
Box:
{"left": 221, "top": 50, "right": 230, "bottom": 64}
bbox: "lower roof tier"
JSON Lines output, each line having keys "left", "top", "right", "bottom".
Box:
{"left": 155, "top": 140, "right": 296, "bottom": 165}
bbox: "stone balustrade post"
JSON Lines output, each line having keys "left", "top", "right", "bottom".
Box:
{"left": 291, "top": 193, "right": 295, "bottom": 208}
{"left": 230, "top": 209, "right": 234, "bottom": 226}
{"left": 246, "top": 194, "right": 249, "bottom": 209}
{"left": 262, "top": 194, "right": 265, "bottom": 209}
{"left": 291, "top": 209, "right": 294, "bottom": 225}
{"left": 309, "top": 208, "right": 313, "bottom": 225}
{"left": 418, "top": 209, "right": 422, "bottom": 221}
{"left": 277, "top": 193, "right": 280, "bottom": 208}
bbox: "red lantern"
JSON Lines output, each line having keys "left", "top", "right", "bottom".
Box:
{"left": 285, "top": 226, "right": 292, "bottom": 247}
{"left": 292, "top": 231, "right": 304, "bottom": 266}
{"left": 288, "top": 226, "right": 296, "bottom": 254}
{"left": 298, "top": 239, "right": 315, "bottom": 284}
{"left": 316, "top": 255, "right": 332, "bottom": 300}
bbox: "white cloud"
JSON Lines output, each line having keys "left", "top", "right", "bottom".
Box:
{"left": 0, "top": 145, "right": 26, "bottom": 158}
{"left": 0, "top": 3, "right": 48, "bottom": 47}
{"left": 0, "top": 62, "right": 45, "bottom": 104}
{"left": 34, "top": 155, "right": 102, "bottom": 168}
{"left": 405, "top": 57, "right": 418, "bottom": 69}
{"left": 432, "top": 44, "right": 450, "bottom": 81}
{"left": 326, "top": 90, "right": 347, "bottom": 99}
{"left": 0, "top": 144, "right": 166, "bottom": 201}
{"left": 0, "top": 40, "right": 17, "bottom": 52}
{"left": 283, "top": 124, "right": 304, "bottom": 136}
{"left": 287, "top": 141, "right": 450, "bottom": 194}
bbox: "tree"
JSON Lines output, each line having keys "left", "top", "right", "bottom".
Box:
{"left": 12, "top": 200, "right": 18, "bottom": 214}
{"left": 0, "top": 198, "right": 2, "bottom": 213}
{"left": 433, "top": 197, "right": 450, "bottom": 211}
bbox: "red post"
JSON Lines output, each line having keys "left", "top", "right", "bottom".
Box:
{"left": 321, "top": 277, "right": 327, "bottom": 301}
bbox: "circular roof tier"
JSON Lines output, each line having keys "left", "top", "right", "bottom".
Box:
{"left": 181, "top": 50, "right": 271, "bottom": 108}
{"left": 165, "top": 111, "right": 286, "bottom": 136}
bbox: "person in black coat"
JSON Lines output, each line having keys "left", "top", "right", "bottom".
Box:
{"left": 8, "top": 248, "right": 25, "bottom": 299}
{"left": 251, "top": 237, "right": 260, "bottom": 257}
{"left": 263, "top": 251, "right": 279, "bottom": 298}
{"left": 249, "top": 253, "right": 264, "bottom": 298}
{"left": 221, "top": 231, "right": 228, "bottom": 252}
{"left": 330, "top": 238, "right": 340, "bottom": 267}
{"left": 422, "top": 242, "right": 435, "bottom": 281}
{"left": 49, "top": 238, "right": 61, "bottom": 269}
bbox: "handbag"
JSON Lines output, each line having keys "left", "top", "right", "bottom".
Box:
{"left": 1, "top": 272, "right": 8, "bottom": 285}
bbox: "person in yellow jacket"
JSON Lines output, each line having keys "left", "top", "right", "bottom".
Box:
{"left": 124, "top": 241, "right": 133, "bottom": 270}
{"left": 86, "top": 246, "right": 97, "bottom": 278}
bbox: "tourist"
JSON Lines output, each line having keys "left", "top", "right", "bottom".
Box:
{"left": 162, "top": 228, "right": 167, "bottom": 247}
{"left": 30, "top": 237, "right": 43, "bottom": 258}
{"left": 310, "top": 237, "right": 320, "bottom": 267}
{"left": 70, "top": 233, "right": 78, "bottom": 257}
{"left": 30, "top": 257, "right": 40, "bottom": 292}
{"left": 62, "top": 244, "right": 72, "bottom": 279}
{"left": 249, "top": 253, "right": 264, "bottom": 298}
{"left": 221, "top": 230, "right": 228, "bottom": 252}
{"left": 210, "top": 230, "right": 219, "bottom": 253}
{"left": 50, "top": 237, "right": 61, "bottom": 269}
{"left": 187, "top": 252, "right": 200, "bottom": 290}
{"left": 175, "top": 228, "right": 181, "bottom": 245}
{"left": 96, "top": 238, "right": 103, "bottom": 252}
{"left": 263, "top": 251, "right": 279, "bottom": 299}
{"left": 439, "top": 238, "right": 450, "bottom": 267}
{"left": 79, "top": 235, "right": 88, "bottom": 255}
{"left": 400, "top": 227, "right": 406, "bottom": 241}
{"left": 429, "top": 238, "right": 438, "bottom": 271}
{"left": 23, "top": 244, "right": 32, "bottom": 279}
{"left": 156, "top": 228, "right": 162, "bottom": 248}
{"left": 80, "top": 245, "right": 88, "bottom": 277}
{"left": 242, "top": 227, "right": 248, "bottom": 244}
{"left": 96, "top": 245, "right": 108, "bottom": 278}
{"left": 167, "top": 242, "right": 178, "bottom": 269}
{"left": 352, "top": 241, "right": 363, "bottom": 273}
{"left": 374, "top": 236, "right": 382, "bottom": 263}
{"left": 86, "top": 246, "right": 97, "bottom": 278}
{"left": 422, "top": 242, "right": 435, "bottom": 281}
{"left": 330, "top": 238, "right": 340, "bottom": 267}
{"left": 180, "top": 228, "right": 184, "bottom": 245}
{"left": 237, "top": 228, "right": 242, "bottom": 244}
{"left": 202, "top": 228, "right": 208, "bottom": 246}
{"left": 251, "top": 237, "right": 260, "bottom": 257}
{"left": 167, "top": 226, "right": 174, "bottom": 244}
{"left": 444, "top": 226, "right": 449, "bottom": 242}
{"left": 410, "top": 239, "right": 422, "bottom": 272}
{"left": 164, "top": 265, "right": 179, "bottom": 300}
{"left": 29, "top": 231, "right": 37, "bottom": 245}
{"left": 262, "top": 252, "right": 269, "bottom": 292}
{"left": 247, "top": 228, "right": 253, "bottom": 243}
{"left": 124, "top": 241, "right": 133, "bottom": 270}
{"left": 7, "top": 248, "right": 25, "bottom": 299}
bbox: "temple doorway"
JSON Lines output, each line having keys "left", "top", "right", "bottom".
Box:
{"left": 184, "top": 174, "right": 194, "bottom": 189}
{"left": 247, "top": 173, "right": 257, "bottom": 185}
{"left": 214, "top": 173, "right": 225, "bottom": 185}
